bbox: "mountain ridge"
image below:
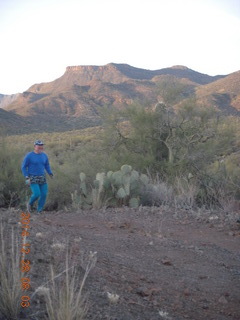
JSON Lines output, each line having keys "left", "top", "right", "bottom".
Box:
{"left": 0, "top": 93, "right": 20, "bottom": 108}
{"left": 23, "top": 63, "right": 225, "bottom": 96}
{"left": 1, "top": 63, "right": 239, "bottom": 134}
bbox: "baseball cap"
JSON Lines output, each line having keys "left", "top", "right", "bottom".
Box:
{"left": 34, "top": 140, "right": 44, "bottom": 146}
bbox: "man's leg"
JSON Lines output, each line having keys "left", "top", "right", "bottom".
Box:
{"left": 29, "top": 184, "right": 41, "bottom": 208}
{"left": 37, "top": 183, "right": 48, "bottom": 212}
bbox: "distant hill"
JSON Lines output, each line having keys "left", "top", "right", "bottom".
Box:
{"left": 0, "top": 108, "right": 30, "bottom": 135}
{"left": 109, "top": 64, "right": 224, "bottom": 84}
{"left": 196, "top": 71, "right": 240, "bottom": 115}
{"left": 0, "top": 93, "right": 20, "bottom": 108}
{"left": 2, "top": 63, "right": 239, "bottom": 135}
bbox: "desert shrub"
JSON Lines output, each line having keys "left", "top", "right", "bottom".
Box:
{"left": 222, "top": 153, "right": 240, "bottom": 199}
{"left": 196, "top": 153, "right": 240, "bottom": 209}
{"left": 173, "top": 176, "right": 198, "bottom": 210}
{"left": 156, "top": 78, "right": 194, "bottom": 104}
{"left": 46, "top": 164, "right": 78, "bottom": 210}
{"left": 100, "top": 102, "right": 240, "bottom": 208}
{"left": 140, "top": 174, "right": 174, "bottom": 206}
{"left": 140, "top": 174, "right": 198, "bottom": 209}
{"left": 0, "top": 140, "right": 26, "bottom": 207}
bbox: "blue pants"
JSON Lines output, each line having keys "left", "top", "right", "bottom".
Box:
{"left": 29, "top": 183, "right": 48, "bottom": 212}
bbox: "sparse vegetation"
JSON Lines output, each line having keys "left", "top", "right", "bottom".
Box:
{"left": 0, "top": 99, "right": 239, "bottom": 211}
{"left": 0, "top": 223, "right": 22, "bottom": 320}
{"left": 34, "top": 250, "right": 97, "bottom": 320}
{"left": 0, "top": 217, "right": 96, "bottom": 320}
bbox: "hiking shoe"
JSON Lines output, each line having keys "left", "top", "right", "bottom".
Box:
{"left": 26, "top": 202, "right": 34, "bottom": 213}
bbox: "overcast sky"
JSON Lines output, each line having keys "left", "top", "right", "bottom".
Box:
{"left": 0, "top": 0, "right": 240, "bottom": 94}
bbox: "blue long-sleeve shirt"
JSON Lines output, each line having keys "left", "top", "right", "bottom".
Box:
{"left": 21, "top": 152, "right": 53, "bottom": 177}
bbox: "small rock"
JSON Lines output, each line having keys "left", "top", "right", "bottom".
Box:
{"left": 36, "top": 232, "right": 44, "bottom": 238}
{"left": 136, "top": 287, "right": 160, "bottom": 297}
{"left": 43, "top": 218, "right": 51, "bottom": 224}
{"left": 218, "top": 296, "right": 228, "bottom": 304}
{"left": 8, "top": 219, "right": 17, "bottom": 225}
{"left": 107, "top": 292, "right": 120, "bottom": 304}
{"left": 136, "top": 287, "right": 150, "bottom": 297}
{"left": 161, "top": 259, "right": 172, "bottom": 266}
{"left": 183, "top": 288, "right": 191, "bottom": 296}
{"left": 209, "top": 215, "right": 219, "bottom": 221}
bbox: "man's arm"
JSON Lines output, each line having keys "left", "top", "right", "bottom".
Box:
{"left": 45, "top": 155, "right": 53, "bottom": 176}
{"left": 21, "top": 153, "right": 30, "bottom": 177}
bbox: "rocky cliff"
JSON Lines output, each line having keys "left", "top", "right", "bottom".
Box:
{"left": 2, "top": 63, "right": 239, "bottom": 134}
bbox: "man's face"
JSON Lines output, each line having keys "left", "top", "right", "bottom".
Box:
{"left": 34, "top": 145, "right": 44, "bottom": 153}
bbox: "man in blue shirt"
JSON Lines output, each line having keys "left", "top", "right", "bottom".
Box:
{"left": 21, "top": 140, "right": 53, "bottom": 213}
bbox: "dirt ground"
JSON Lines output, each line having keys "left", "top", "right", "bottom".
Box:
{"left": 1, "top": 206, "right": 240, "bottom": 320}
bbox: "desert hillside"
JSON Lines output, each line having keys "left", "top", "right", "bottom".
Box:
{"left": 3, "top": 63, "right": 238, "bottom": 134}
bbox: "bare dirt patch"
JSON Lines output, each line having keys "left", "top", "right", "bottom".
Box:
{"left": 1, "top": 207, "right": 240, "bottom": 320}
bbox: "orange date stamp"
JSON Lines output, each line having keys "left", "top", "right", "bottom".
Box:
{"left": 20, "top": 212, "right": 31, "bottom": 308}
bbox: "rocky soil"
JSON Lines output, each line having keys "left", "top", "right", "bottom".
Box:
{"left": 0, "top": 206, "right": 240, "bottom": 320}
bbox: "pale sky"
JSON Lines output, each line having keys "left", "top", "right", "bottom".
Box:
{"left": 0, "top": 0, "right": 240, "bottom": 94}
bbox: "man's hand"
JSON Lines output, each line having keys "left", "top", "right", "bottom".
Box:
{"left": 25, "top": 177, "right": 31, "bottom": 186}
{"left": 49, "top": 174, "right": 54, "bottom": 179}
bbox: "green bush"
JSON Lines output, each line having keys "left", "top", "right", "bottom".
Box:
{"left": 0, "top": 141, "right": 26, "bottom": 207}
{"left": 1, "top": 112, "right": 239, "bottom": 211}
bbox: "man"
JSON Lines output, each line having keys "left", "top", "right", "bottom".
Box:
{"left": 21, "top": 140, "right": 53, "bottom": 213}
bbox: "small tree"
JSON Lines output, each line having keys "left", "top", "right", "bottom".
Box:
{"left": 101, "top": 101, "right": 239, "bottom": 206}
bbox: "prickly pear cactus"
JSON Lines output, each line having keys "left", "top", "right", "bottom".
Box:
{"left": 129, "top": 197, "right": 139, "bottom": 208}
{"left": 89, "top": 165, "right": 151, "bottom": 209}
{"left": 93, "top": 179, "right": 100, "bottom": 189}
{"left": 122, "top": 175, "right": 130, "bottom": 196}
{"left": 116, "top": 187, "right": 126, "bottom": 199}
{"left": 79, "top": 172, "right": 87, "bottom": 196}
{"left": 130, "top": 170, "right": 139, "bottom": 181}
{"left": 80, "top": 172, "right": 86, "bottom": 182}
{"left": 96, "top": 172, "right": 105, "bottom": 193}
{"left": 103, "top": 176, "right": 111, "bottom": 189}
{"left": 140, "top": 173, "right": 149, "bottom": 185}
{"left": 121, "top": 164, "right": 132, "bottom": 174}
{"left": 107, "top": 171, "right": 113, "bottom": 178}
{"left": 111, "top": 171, "right": 123, "bottom": 187}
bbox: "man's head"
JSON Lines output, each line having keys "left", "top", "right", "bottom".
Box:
{"left": 34, "top": 140, "right": 44, "bottom": 153}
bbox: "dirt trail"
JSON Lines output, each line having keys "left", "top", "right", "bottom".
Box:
{"left": 1, "top": 207, "right": 240, "bottom": 320}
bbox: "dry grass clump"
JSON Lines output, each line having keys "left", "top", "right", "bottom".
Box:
{"left": 173, "top": 177, "right": 197, "bottom": 210}
{"left": 0, "top": 223, "right": 22, "bottom": 320}
{"left": 33, "top": 249, "right": 97, "bottom": 320}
